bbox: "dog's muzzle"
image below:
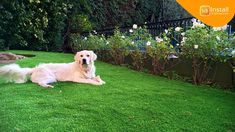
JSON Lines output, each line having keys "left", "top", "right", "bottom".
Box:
{"left": 82, "top": 59, "right": 87, "bottom": 65}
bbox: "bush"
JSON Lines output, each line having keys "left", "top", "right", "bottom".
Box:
{"left": 69, "top": 20, "right": 234, "bottom": 87}
{"left": 70, "top": 14, "right": 93, "bottom": 33}
{"left": 107, "top": 28, "right": 130, "bottom": 65}
{"left": 178, "top": 20, "right": 235, "bottom": 84}
{"left": 146, "top": 32, "right": 174, "bottom": 75}
{"left": 70, "top": 33, "right": 107, "bottom": 53}
{"left": 0, "top": 39, "right": 6, "bottom": 50}
{"left": 127, "top": 25, "right": 153, "bottom": 71}
{"left": 0, "top": 0, "right": 71, "bottom": 51}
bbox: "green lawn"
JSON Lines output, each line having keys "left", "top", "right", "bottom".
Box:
{"left": 0, "top": 50, "right": 235, "bottom": 132}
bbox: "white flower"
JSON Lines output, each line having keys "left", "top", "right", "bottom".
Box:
{"left": 39, "top": 8, "right": 43, "bottom": 12}
{"left": 168, "top": 54, "right": 178, "bottom": 59}
{"left": 213, "top": 27, "right": 222, "bottom": 31}
{"left": 164, "top": 29, "right": 168, "bottom": 34}
{"left": 213, "top": 27, "right": 221, "bottom": 31}
{"left": 192, "top": 22, "right": 197, "bottom": 29}
{"left": 144, "top": 22, "right": 147, "bottom": 24}
{"left": 146, "top": 41, "right": 151, "bottom": 46}
{"left": 194, "top": 45, "right": 199, "bottom": 49}
{"left": 221, "top": 25, "right": 228, "bottom": 30}
{"left": 176, "top": 43, "right": 179, "bottom": 46}
{"left": 133, "top": 24, "right": 138, "bottom": 29}
{"left": 191, "top": 18, "right": 197, "bottom": 23}
{"left": 131, "top": 41, "right": 135, "bottom": 44}
{"left": 155, "top": 36, "right": 163, "bottom": 43}
{"left": 121, "top": 35, "right": 125, "bottom": 39}
{"left": 93, "top": 30, "right": 97, "bottom": 34}
{"left": 106, "top": 41, "right": 109, "bottom": 45}
{"left": 231, "top": 50, "right": 235, "bottom": 56}
{"left": 192, "top": 20, "right": 205, "bottom": 28}
{"left": 181, "top": 32, "right": 185, "bottom": 36}
{"left": 84, "top": 37, "right": 87, "bottom": 40}
{"left": 164, "top": 36, "right": 168, "bottom": 41}
{"left": 216, "top": 36, "right": 220, "bottom": 41}
{"left": 129, "top": 29, "right": 133, "bottom": 33}
{"left": 175, "top": 27, "right": 182, "bottom": 32}
{"left": 213, "top": 25, "right": 227, "bottom": 31}
{"left": 181, "top": 37, "right": 187, "bottom": 44}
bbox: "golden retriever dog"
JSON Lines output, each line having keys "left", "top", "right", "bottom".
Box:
{"left": 0, "top": 50, "right": 105, "bottom": 88}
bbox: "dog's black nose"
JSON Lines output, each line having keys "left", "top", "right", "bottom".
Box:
{"left": 82, "top": 59, "right": 87, "bottom": 64}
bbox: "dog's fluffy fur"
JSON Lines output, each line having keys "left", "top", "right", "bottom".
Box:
{"left": 0, "top": 50, "right": 105, "bottom": 88}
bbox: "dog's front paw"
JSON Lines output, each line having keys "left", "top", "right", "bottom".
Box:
{"left": 94, "top": 75, "right": 105, "bottom": 85}
{"left": 93, "top": 81, "right": 103, "bottom": 86}
{"left": 102, "top": 81, "right": 106, "bottom": 84}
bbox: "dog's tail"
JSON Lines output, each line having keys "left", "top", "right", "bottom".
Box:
{"left": 0, "top": 64, "right": 33, "bottom": 83}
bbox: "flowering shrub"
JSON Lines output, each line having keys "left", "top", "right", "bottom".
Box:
{"left": 69, "top": 19, "right": 234, "bottom": 87}
{"left": 128, "top": 25, "right": 153, "bottom": 50}
{"left": 127, "top": 25, "right": 153, "bottom": 71}
{"left": 107, "top": 28, "right": 130, "bottom": 65}
{"left": 146, "top": 32, "right": 174, "bottom": 75}
{"left": 70, "top": 33, "right": 107, "bottom": 53}
{"left": 177, "top": 19, "right": 235, "bottom": 84}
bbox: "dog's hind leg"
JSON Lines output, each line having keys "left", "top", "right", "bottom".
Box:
{"left": 31, "top": 67, "right": 57, "bottom": 88}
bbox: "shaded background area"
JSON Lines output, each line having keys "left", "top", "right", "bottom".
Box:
{"left": 0, "top": 0, "right": 190, "bottom": 51}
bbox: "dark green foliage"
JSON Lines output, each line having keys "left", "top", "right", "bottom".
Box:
{"left": 0, "top": 0, "right": 162, "bottom": 51}
{"left": 87, "top": 0, "right": 161, "bottom": 28}
{"left": 0, "top": 39, "right": 6, "bottom": 50}
{"left": 0, "top": 0, "right": 70, "bottom": 51}
{"left": 161, "top": 0, "right": 191, "bottom": 21}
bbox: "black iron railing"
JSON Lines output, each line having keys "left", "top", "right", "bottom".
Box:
{"left": 69, "top": 17, "right": 232, "bottom": 47}
{"left": 76, "top": 17, "right": 194, "bottom": 36}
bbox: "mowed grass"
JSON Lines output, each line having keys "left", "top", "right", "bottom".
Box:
{"left": 0, "top": 50, "right": 235, "bottom": 132}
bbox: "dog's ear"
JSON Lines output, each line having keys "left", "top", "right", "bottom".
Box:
{"left": 74, "top": 52, "right": 80, "bottom": 62}
{"left": 90, "top": 51, "right": 97, "bottom": 61}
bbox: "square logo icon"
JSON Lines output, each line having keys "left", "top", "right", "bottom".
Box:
{"left": 200, "top": 5, "right": 210, "bottom": 16}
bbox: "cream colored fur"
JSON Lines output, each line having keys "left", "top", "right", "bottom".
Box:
{"left": 0, "top": 50, "right": 105, "bottom": 88}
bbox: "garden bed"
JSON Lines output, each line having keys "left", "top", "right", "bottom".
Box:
{"left": 96, "top": 50, "right": 235, "bottom": 89}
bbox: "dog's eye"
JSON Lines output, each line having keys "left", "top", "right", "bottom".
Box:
{"left": 87, "top": 55, "right": 90, "bottom": 57}
{"left": 80, "top": 55, "right": 83, "bottom": 57}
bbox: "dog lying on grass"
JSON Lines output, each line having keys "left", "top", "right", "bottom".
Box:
{"left": 0, "top": 50, "right": 105, "bottom": 88}
{"left": 0, "top": 53, "right": 25, "bottom": 64}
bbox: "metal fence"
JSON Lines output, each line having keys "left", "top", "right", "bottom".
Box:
{"left": 77, "top": 17, "right": 233, "bottom": 37}
{"left": 79, "top": 17, "right": 194, "bottom": 36}
{"left": 70, "top": 17, "right": 233, "bottom": 48}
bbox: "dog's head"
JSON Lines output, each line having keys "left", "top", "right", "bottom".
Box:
{"left": 74, "top": 50, "right": 97, "bottom": 66}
